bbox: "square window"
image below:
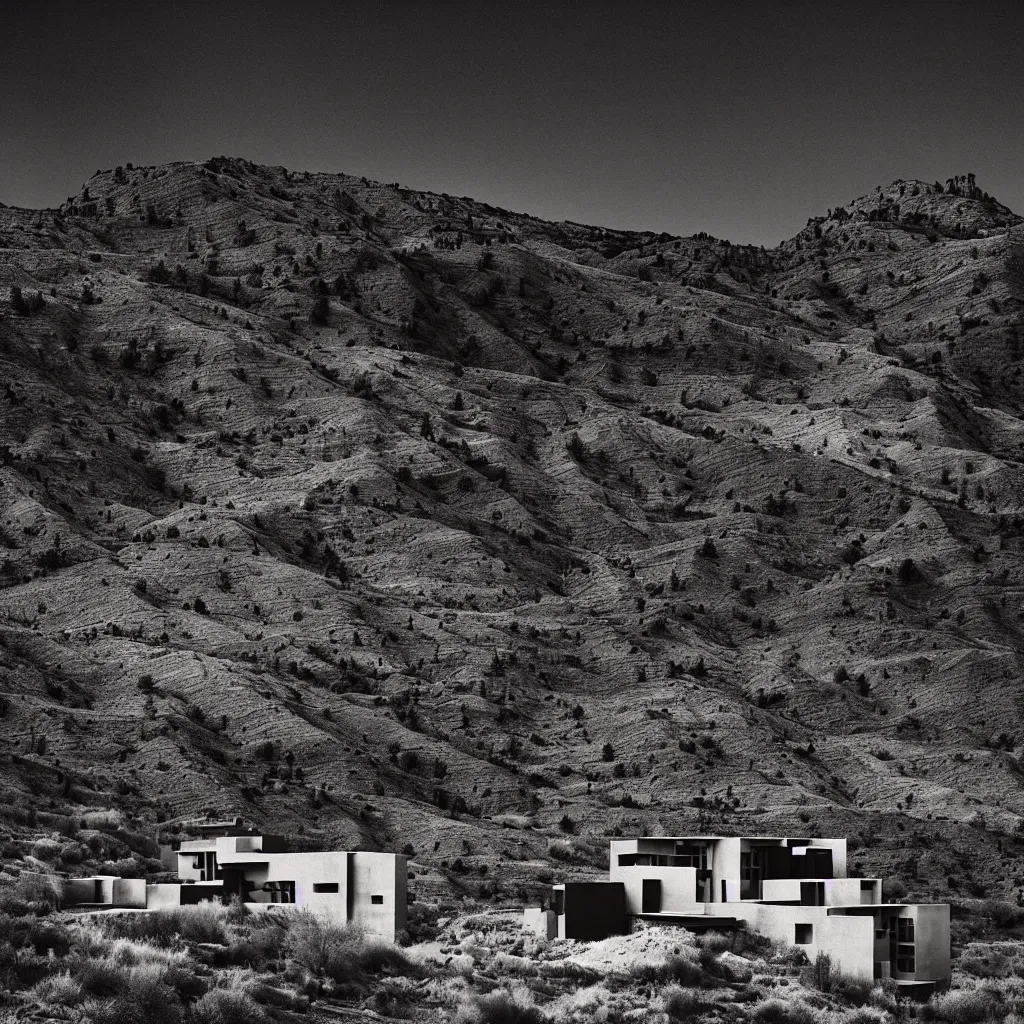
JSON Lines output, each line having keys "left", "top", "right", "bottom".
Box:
{"left": 371, "top": 894, "right": 384, "bottom": 904}
{"left": 795, "top": 923, "right": 813, "bottom": 944}
{"left": 312, "top": 882, "right": 339, "bottom": 894}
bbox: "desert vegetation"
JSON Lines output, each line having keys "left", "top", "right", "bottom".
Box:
{"left": 2, "top": 893, "right": 1024, "bottom": 1023}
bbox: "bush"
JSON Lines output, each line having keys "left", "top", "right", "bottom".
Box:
{"left": 12, "top": 870, "right": 62, "bottom": 910}
{"left": 882, "top": 877, "right": 907, "bottom": 902}
{"left": 752, "top": 998, "right": 817, "bottom": 1024}
{"left": 237, "top": 915, "right": 288, "bottom": 966}
{"left": 982, "top": 899, "right": 1024, "bottom": 930}
{"left": 664, "top": 984, "right": 713, "bottom": 1020}
{"left": 310, "top": 295, "right": 330, "bottom": 325}
{"left": 191, "top": 988, "right": 266, "bottom": 1024}
{"left": 845, "top": 1009, "right": 890, "bottom": 1024}
{"left": 95, "top": 904, "right": 227, "bottom": 947}
{"left": 455, "top": 983, "right": 545, "bottom": 1024}
{"left": 699, "top": 537, "right": 718, "bottom": 558}
{"left": 803, "top": 951, "right": 837, "bottom": 993}
{"left": 31, "top": 838, "right": 62, "bottom": 861}
{"left": 74, "top": 957, "right": 127, "bottom": 998}
{"left": 897, "top": 557, "right": 918, "bottom": 584}
{"left": 661, "top": 955, "right": 703, "bottom": 987}
{"left": 285, "top": 913, "right": 415, "bottom": 984}
{"left": 924, "top": 987, "right": 1001, "bottom": 1024}
{"left": 82, "top": 970, "right": 184, "bottom": 1024}
{"left": 28, "top": 970, "right": 83, "bottom": 1007}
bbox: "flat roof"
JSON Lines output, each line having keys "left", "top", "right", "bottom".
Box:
{"left": 617, "top": 836, "right": 844, "bottom": 843}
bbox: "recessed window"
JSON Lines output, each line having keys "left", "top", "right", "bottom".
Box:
{"left": 795, "top": 923, "right": 813, "bottom": 944}
{"left": 371, "top": 894, "right": 384, "bottom": 904}
{"left": 312, "top": 883, "right": 339, "bottom": 893}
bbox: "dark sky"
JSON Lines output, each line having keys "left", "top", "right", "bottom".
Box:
{"left": 3, "top": 1, "right": 1022, "bottom": 246}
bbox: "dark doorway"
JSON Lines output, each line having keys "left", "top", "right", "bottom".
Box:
{"left": 642, "top": 878, "right": 662, "bottom": 913}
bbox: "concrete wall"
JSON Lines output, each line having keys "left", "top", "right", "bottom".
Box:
{"left": 146, "top": 883, "right": 185, "bottom": 910}
{"left": 609, "top": 840, "right": 641, "bottom": 859}
{"left": 909, "top": 904, "right": 951, "bottom": 983}
{"left": 610, "top": 863, "right": 700, "bottom": 915}
{"left": 761, "top": 879, "right": 801, "bottom": 903}
{"left": 523, "top": 908, "right": 557, "bottom": 940}
{"left": 723, "top": 902, "right": 875, "bottom": 983}
{"left": 65, "top": 876, "right": 114, "bottom": 905}
{"left": 826, "top": 879, "right": 879, "bottom": 905}
{"left": 64, "top": 877, "right": 145, "bottom": 908}
{"left": 176, "top": 841, "right": 214, "bottom": 881}
{"left": 760, "top": 877, "right": 879, "bottom": 906}
{"left": 711, "top": 838, "right": 741, "bottom": 903}
{"left": 349, "top": 852, "right": 407, "bottom": 940}
{"left": 218, "top": 849, "right": 406, "bottom": 940}
{"left": 112, "top": 878, "right": 147, "bottom": 909}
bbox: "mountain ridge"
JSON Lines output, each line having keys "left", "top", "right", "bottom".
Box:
{"left": 1, "top": 157, "right": 1023, "bottom": 904}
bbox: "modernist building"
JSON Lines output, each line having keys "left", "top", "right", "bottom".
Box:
{"left": 530, "top": 835, "right": 949, "bottom": 991}
{"left": 64, "top": 820, "right": 407, "bottom": 941}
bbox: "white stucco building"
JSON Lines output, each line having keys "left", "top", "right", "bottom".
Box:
{"left": 532, "top": 835, "right": 949, "bottom": 991}
{"left": 64, "top": 820, "right": 407, "bottom": 941}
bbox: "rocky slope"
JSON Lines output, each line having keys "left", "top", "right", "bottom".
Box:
{"left": 2, "top": 159, "right": 1024, "bottom": 902}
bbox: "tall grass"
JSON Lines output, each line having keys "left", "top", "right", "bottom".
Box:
{"left": 94, "top": 904, "right": 228, "bottom": 947}
{"left": 284, "top": 912, "right": 418, "bottom": 985}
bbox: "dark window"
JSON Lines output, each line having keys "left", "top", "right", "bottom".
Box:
{"left": 262, "top": 880, "right": 295, "bottom": 904}
{"left": 795, "top": 923, "right": 813, "bottom": 944}
{"left": 897, "top": 957, "right": 916, "bottom": 973}
{"left": 312, "top": 882, "right": 339, "bottom": 893}
{"left": 370, "top": 894, "right": 384, "bottom": 904}
{"left": 642, "top": 878, "right": 662, "bottom": 913}
{"left": 553, "top": 889, "right": 565, "bottom": 916}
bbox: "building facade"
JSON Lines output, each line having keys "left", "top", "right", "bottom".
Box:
{"left": 531, "top": 835, "right": 949, "bottom": 990}
{"left": 65, "top": 821, "right": 407, "bottom": 941}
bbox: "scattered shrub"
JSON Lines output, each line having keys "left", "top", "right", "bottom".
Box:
{"left": 455, "top": 983, "right": 545, "bottom": 1024}
{"left": 664, "top": 984, "right": 713, "bottom": 1020}
{"left": 923, "top": 987, "right": 1001, "bottom": 1024}
{"left": 191, "top": 988, "right": 266, "bottom": 1024}
{"left": 752, "top": 997, "right": 817, "bottom": 1024}
{"left": 95, "top": 904, "right": 227, "bottom": 947}
{"left": 285, "top": 914, "right": 415, "bottom": 984}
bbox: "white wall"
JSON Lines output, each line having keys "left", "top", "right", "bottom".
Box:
{"left": 723, "top": 902, "right": 876, "bottom": 983}
{"left": 112, "top": 878, "right": 147, "bottom": 909}
{"left": 909, "top": 905, "right": 951, "bottom": 983}
{"left": 523, "top": 908, "right": 557, "bottom": 939}
{"left": 809, "top": 839, "right": 848, "bottom": 878}
{"left": 219, "top": 849, "right": 406, "bottom": 940}
{"left": 609, "top": 863, "right": 699, "bottom": 915}
{"left": 826, "top": 878, "right": 878, "bottom": 905}
{"left": 711, "top": 838, "right": 741, "bottom": 903}
{"left": 146, "top": 883, "right": 184, "bottom": 910}
{"left": 350, "top": 852, "right": 407, "bottom": 940}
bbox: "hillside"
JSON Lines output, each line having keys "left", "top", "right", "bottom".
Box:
{"left": 1, "top": 159, "right": 1024, "bottom": 903}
